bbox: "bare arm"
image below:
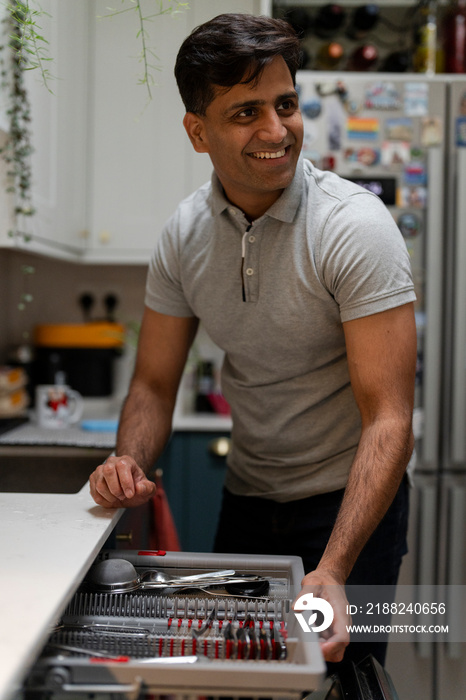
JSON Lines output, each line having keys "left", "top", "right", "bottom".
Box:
{"left": 297, "top": 302, "right": 417, "bottom": 661}
{"left": 89, "top": 306, "right": 199, "bottom": 508}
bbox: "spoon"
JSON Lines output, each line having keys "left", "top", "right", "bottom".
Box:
{"left": 85, "top": 558, "right": 237, "bottom": 594}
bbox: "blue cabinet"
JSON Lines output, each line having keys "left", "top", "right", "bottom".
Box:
{"left": 158, "top": 431, "right": 230, "bottom": 552}
{"left": 106, "top": 430, "right": 230, "bottom": 552}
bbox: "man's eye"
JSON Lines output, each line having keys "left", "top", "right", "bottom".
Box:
{"left": 278, "top": 100, "right": 296, "bottom": 112}
{"left": 238, "top": 108, "right": 255, "bottom": 118}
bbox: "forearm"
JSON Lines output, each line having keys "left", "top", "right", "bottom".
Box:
{"left": 316, "top": 415, "right": 414, "bottom": 583}
{"left": 116, "top": 376, "right": 175, "bottom": 474}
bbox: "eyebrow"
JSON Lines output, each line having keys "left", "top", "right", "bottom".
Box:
{"left": 225, "top": 91, "right": 299, "bottom": 115}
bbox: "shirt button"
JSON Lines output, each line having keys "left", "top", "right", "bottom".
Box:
{"left": 229, "top": 208, "right": 236, "bottom": 216}
{"left": 248, "top": 235, "right": 256, "bottom": 243}
{"left": 246, "top": 268, "right": 254, "bottom": 276}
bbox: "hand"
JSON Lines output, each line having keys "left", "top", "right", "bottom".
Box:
{"left": 89, "top": 455, "right": 156, "bottom": 508}
{"left": 293, "top": 569, "right": 351, "bottom": 663}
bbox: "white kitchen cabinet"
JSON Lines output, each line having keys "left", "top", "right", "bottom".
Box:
{"left": 9, "top": 0, "right": 91, "bottom": 260}
{"left": 0, "top": 0, "right": 263, "bottom": 263}
{"left": 87, "top": 0, "right": 263, "bottom": 263}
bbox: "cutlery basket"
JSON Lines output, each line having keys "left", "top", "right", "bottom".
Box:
{"left": 23, "top": 549, "right": 325, "bottom": 699}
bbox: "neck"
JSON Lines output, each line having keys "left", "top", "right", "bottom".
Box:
{"left": 222, "top": 187, "right": 284, "bottom": 221}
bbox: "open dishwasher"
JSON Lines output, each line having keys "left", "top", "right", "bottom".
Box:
{"left": 23, "top": 549, "right": 325, "bottom": 699}
{"left": 22, "top": 549, "right": 400, "bottom": 700}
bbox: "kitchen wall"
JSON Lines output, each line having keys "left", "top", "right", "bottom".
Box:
{"left": 0, "top": 247, "right": 225, "bottom": 412}
{"left": 1, "top": 249, "right": 147, "bottom": 351}
{"left": 0, "top": 248, "right": 147, "bottom": 407}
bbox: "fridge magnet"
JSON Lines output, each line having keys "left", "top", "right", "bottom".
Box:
{"left": 363, "top": 82, "right": 401, "bottom": 110}
{"left": 302, "top": 98, "right": 322, "bottom": 120}
{"left": 357, "top": 147, "right": 380, "bottom": 166}
{"left": 347, "top": 116, "right": 379, "bottom": 140}
{"left": 459, "top": 91, "right": 466, "bottom": 116}
{"left": 385, "top": 117, "right": 414, "bottom": 142}
{"left": 398, "top": 186, "right": 427, "bottom": 208}
{"left": 404, "top": 82, "right": 428, "bottom": 117}
{"left": 404, "top": 162, "right": 427, "bottom": 186}
{"left": 456, "top": 116, "right": 466, "bottom": 147}
{"left": 421, "top": 117, "right": 442, "bottom": 146}
{"left": 343, "top": 147, "right": 380, "bottom": 166}
{"left": 381, "top": 141, "right": 410, "bottom": 166}
{"left": 397, "top": 212, "right": 421, "bottom": 238}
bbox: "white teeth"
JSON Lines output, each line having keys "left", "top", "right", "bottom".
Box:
{"left": 251, "top": 148, "right": 286, "bottom": 160}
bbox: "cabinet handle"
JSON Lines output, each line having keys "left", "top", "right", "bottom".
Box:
{"left": 115, "top": 531, "right": 133, "bottom": 543}
{"left": 208, "top": 437, "right": 231, "bottom": 457}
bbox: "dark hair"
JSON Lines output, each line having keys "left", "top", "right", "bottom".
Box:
{"left": 174, "top": 13, "right": 301, "bottom": 115}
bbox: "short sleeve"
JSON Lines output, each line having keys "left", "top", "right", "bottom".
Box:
{"left": 144, "top": 214, "right": 195, "bottom": 318}
{"left": 318, "top": 192, "right": 416, "bottom": 322}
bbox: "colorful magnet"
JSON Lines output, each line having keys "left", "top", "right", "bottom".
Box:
{"left": 381, "top": 141, "right": 411, "bottom": 166}
{"left": 347, "top": 117, "right": 379, "bottom": 140}
{"left": 421, "top": 116, "right": 442, "bottom": 146}
{"left": 385, "top": 118, "right": 414, "bottom": 142}
{"left": 456, "top": 116, "right": 466, "bottom": 147}
{"left": 343, "top": 147, "right": 379, "bottom": 166}
{"left": 398, "top": 186, "right": 427, "bottom": 208}
{"left": 302, "top": 98, "right": 322, "bottom": 120}
{"left": 397, "top": 212, "right": 421, "bottom": 237}
{"left": 404, "top": 82, "right": 428, "bottom": 117}
{"left": 364, "top": 82, "right": 401, "bottom": 110}
{"left": 404, "top": 162, "right": 427, "bottom": 186}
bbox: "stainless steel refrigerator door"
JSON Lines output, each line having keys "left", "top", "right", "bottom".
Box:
{"left": 295, "top": 73, "right": 447, "bottom": 473}
{"left": 385, "top": 473, "right": 438, "bottom": 700}
{"left": 436, "top": 473, "right": 466, "bottom": 699}
{"left": 448, "top": 80, "right": 466, "bottom": 469}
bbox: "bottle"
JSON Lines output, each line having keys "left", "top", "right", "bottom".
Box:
{"left": 347, "top": 44, "right": 378, "bottom": 70}
{"left": 314, "top": 4, "right": 346, "bottom": 38}
{"left": 195, "top": 360, "right": 215, "bottom": 413}
{"left": 346, "top": 4, "right": 380, "bottom": 40}
{"left": 413, "top": 0, "right": 438, "bottom": 74}
{"left": 315, "top": 41, "right": 344, "bottom": 69}
{"left": 285, "top": 8, "right": 313, "bottom": 38}
{"left": 442, "top": 0, "right": 466, "bottom": 73}
{"left": 379, "top": 49, "right": 411, "bottom": 72}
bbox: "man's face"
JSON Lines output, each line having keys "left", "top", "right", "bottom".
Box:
{"left": 184, "top": 56, "right": 303, "bottom": 219}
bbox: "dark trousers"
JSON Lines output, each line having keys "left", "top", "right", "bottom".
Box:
{"left": 213, "top": 477, "right": 409, "bottom": 671}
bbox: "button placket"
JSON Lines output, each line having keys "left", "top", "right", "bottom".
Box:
{"left": 242, "top": 225, "right": 260, "bottom": 302}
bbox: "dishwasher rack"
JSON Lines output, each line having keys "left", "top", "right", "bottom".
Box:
{"left": 23, "top": 550, "right": 325, "bottom": 699}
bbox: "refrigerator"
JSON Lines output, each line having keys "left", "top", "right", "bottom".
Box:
{"left": 295, "top": 71, "right": 466, "bottom": 700}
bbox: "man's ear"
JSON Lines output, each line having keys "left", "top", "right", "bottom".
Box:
{"left": 183, "top": 112, "right": 209, "bottom": 154}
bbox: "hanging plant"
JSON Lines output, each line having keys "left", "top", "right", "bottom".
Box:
{"left": 0, "top": 1, "right": 43, "bottom": 242}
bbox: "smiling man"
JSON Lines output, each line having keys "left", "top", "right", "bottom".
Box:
{"left": 182, "top": 55, "right": 303, "bottom": 220}
{"left": 89, "top": 14, "right": 417, "bottom": 671}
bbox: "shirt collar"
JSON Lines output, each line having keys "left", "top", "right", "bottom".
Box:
{"left": 210, "top": 154, "right": 304, "bottom": 223}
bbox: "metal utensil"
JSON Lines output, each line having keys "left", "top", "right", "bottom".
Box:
{"left": 85, "top": 558, "right": 236, "bottom": 594}
{"left": 45, "top": 642, "right": 199, "bottom": 664}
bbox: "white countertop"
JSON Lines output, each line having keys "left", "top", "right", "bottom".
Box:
{"left": 0, "top": 485, "right": 122, "bottom": 700}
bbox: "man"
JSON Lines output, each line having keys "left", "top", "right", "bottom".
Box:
{"left": 89, "top": 14, "right": 417, "bottom": 669}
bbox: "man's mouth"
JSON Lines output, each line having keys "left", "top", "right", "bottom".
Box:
{"left": 249, "top": 147, "right": 287, "bottom": 160}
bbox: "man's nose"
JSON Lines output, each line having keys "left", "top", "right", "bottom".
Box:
{"left": 256, "top": 109, "right": 287, "bottom": 143}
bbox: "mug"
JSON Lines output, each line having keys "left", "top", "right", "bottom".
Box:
{"left": 35, "top": 385, "right": 84, "bottom": 429}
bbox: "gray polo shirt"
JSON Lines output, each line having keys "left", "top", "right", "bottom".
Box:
{"left": 145, "top": 157, "right": 416, "bottom": 502}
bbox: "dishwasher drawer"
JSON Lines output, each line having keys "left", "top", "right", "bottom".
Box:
{"left": 23, "top": 549, "right": 325, "bottom": 699}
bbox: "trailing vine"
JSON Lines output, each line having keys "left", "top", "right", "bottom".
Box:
{"left": 0, "top": 1, "right": 40, "bottom": 241}
{"left": 99, "top": 1, "right": 189, "bottom": 101}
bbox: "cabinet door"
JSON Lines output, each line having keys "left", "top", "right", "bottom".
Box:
{"left": 19, "top": 0, "right": 90, "bottom": 258}
{"left": 88, "top": 0, "right": 263, "bottom": 263}
{"left": 158, "top": 431, "right": 229, "bottom": 553}
{"left": 88, "top": 0, "right": 192, "bottom": 262}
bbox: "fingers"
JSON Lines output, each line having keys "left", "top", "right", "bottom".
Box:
{"left": 294, "top": 569, "right": 351, "bottom": 664}
{"left": 89, "top": 455, "right": 155, "bottom": 508}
